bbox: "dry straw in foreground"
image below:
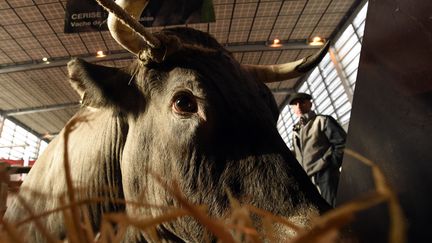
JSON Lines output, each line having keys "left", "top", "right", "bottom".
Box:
{"left": 0, "top": 117, "right": 406, "bottom": 243}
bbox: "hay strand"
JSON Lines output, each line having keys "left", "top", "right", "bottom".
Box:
{"left": 344, "top": 149, "right": 407, "bottom": 243}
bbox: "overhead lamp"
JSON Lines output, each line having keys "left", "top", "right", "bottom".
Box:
{"left": 42, "top": 133, "right": 55, "bottom": 139}
{"left": 42, "top": 57, "right": 48, "bottom": 62}
{"left": 308, "top": 36, "right": 325, "bottom": 46}
{"left": 96, "top": 50, "right": 106, "bottom": 57}
{"left": 268, "top": 38, "right": 283, "bottom": 48}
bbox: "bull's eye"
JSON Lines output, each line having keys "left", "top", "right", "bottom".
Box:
{"left": 172, "top": 91, "right": 198, "bottom": 115}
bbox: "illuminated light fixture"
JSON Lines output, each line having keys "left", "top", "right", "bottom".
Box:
{"left": 268, "top": 38, "right": 282, "bottom": 48}
{"left": 42, "top": 133, "right": 55, "bottom": 139}
{"left": 96, "top": 50, "right": 106, "bottom": 57}
{"left": 309, "top": 36, "right": 325, "bottom": 46}
{"left": 42, "top": 57, "right": 50, "bottom": 64}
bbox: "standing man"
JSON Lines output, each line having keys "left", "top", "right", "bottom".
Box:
{"left": 289, "top": 92, "right": 346, "bottom": 206}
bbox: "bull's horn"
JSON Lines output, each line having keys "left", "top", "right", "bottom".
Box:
{"left": 96, "top": 0, "right": 161, "bottom": 57}
{"left": 243, "top": 41, "right": 330, "bottom": 83}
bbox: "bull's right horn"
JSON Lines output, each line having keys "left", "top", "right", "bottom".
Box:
{"left": 96, "top": 0, "right": 161, "bottom": 59}
{"left": 243, "top": 41, "right": 330, "bottom": 83}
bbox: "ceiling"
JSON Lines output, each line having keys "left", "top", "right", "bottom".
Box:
{"left": 0, "top": 0, "right": 361, "bottom": 141}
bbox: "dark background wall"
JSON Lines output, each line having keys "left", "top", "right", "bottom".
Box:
{"left": 336, "top": 0, "right": 432, "bottom": 242}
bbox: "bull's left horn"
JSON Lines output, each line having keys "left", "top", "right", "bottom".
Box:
{"left": 243, "top": 41, "right": 330, "bottom": 83}
{"left": 96, "top": 0, "right": 161, "bottom": 58}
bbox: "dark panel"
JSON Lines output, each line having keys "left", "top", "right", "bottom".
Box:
{"left": 337, "top": 0, "right": 432, "bottom": 243}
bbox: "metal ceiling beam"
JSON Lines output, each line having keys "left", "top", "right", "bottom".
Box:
{"left": 0, "top": 41, "right": 321, "bottom": 74}
{"left": 225, "top": 41, "right": 320, "bottom": 52}
{"left": 1, "top": 104, "right": 78, "bottom": 142}
{"left": 4, "top": 102, "right": 80, "bottom": 116}
{"left": 0, "top": 52, "right": 134, "bottom": 74}
{"left": 270, "top": 88, "right": 295, "bottom": 95}
{"left": 0, "top": 114, "right": 50, "bottom": 143}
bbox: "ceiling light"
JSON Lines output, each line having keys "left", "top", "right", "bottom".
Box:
{"left": 42, "top": 57, "right": 48, "bottom": 62}
{"left": 268, "top": 38, "right": 282, "bottom": 48}
{"left": 96, "top": 50, "right": 106, "bottom": 57}
{"left": 42, "top": 133, "right": 55, "bottom": 139}
{"left": 309, "top": 36, "right": 325, "bottom": 46}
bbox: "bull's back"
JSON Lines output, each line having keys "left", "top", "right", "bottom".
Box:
{"left": 4, "top": 108, "right": 126, "bottom": 241}
{"left": 3, "top": 133, "right": 67, "bottom": 240}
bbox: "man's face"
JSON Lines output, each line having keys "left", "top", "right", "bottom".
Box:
{"left": 290, "top": 99, "right": 312, "bottom": 118}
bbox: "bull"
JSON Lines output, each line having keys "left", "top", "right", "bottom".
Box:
{"left": 4, "top": 0, "right": 332, "bottom": 242}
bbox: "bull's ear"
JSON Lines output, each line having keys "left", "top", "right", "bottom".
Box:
{"left": 68, "top": 58, "right": 141, "bottom": 111}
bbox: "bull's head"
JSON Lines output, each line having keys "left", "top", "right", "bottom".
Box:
{"left": 68, "top": 0, "right": 331, "bottom": 241}
{"left": 80, "top": 0, "right": 328, "bottom": 241}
